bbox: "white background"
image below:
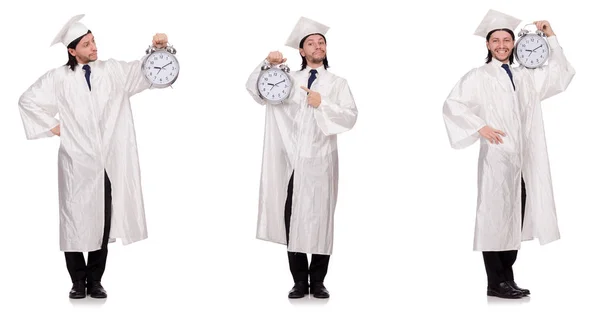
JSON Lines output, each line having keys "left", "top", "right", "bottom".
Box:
{"left": 1, "top": 0, "right": 597, "bottom": 315}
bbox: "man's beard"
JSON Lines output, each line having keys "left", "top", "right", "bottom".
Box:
{"left": 80, "top": 54, "right": 97, "bottom": 63}
{"left": 306, "top": 53, "right": 326, "bottom": 64}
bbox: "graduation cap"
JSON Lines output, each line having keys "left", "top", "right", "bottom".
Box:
{"left": 474, "top": 9, "right": 522, "bottom": 38}
{"left": 50, "top": 14, "right": 89, "bottom": 47}
{"left": 284, "top": 16, "right": 330, "bottom": 49}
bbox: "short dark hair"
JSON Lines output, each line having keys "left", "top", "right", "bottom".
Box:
{"left": 65, "top": 30, "right": 92, "bottom": 71}
{"left": 299, "top": 33, "right": 329, "bottom": 70}
{"left": 485, "top": 28, "right": 515, "bottom": 64}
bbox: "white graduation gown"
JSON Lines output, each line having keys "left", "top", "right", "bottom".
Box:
{"left": 19, "top": 59, "right": 151, "bottom": 252}
{"left": 246, "top": 63, "right": 358, "bottom": 255}
{"left": 443, "top": 36, "right": 575, "bottom": 251}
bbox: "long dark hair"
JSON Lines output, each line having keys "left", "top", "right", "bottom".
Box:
{"left": 485, "top": 28, "right": 515, "bottom": 64}
{"left": 299, "top": 33, "right": 329, "bottom": 70}
{"left": 65, "top": 30, "right": 92, "bottom": 71}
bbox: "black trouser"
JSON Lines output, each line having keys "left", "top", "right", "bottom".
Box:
{"left": 64, "top": 170, "right": 112, "bottom": 284}
{"left": 284, "top": 171, "right": 330, "bottom": 283}
{"left": 482, "top": 176, "right": 526, "bottom": 286}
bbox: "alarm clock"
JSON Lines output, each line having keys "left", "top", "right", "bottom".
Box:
{"left": 142, "top": 44, "right": 179, "bottom": 88}
{"left": 257, "top": 61, "right": 292, "bottom": 104}
{"left": 514, "top": 24, "right": 549, "bottom": 69}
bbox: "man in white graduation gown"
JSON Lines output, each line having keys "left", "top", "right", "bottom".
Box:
{"left": 443, "top": 9, "right": 575, "bottom": 299}
{"left": 18, "top": 14, "right": 169, "bottom": 299}
{"left": 245, "top": 17, "right": 358, "bottom": 299}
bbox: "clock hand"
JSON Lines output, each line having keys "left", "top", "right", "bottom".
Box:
{"left": 273, "top": 80, "right": 285, "bottom": 86}
{"left": 264, "top": 83, "right": 276, "bottom": 91}
{"left": 532, "top": 45, "right": 543, "bottom": 52}
{"left": 155, "top": 61, "right": 173, "bottom": 75}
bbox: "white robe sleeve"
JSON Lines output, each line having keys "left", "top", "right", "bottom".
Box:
{"left": 110, "top": 58, "right": 152, "bottom": 96}
{"left": 245, "top": 61, "right": 268, "bottom": 105}
{"left": 442, "top": 69, "right": 487, "bottom": 149}
{"left": 314, "top": 78, "right": 358, "bottom": 136}
{"left": 18, "top": 70, "right": 60, "bottom": 140}
{"left": 529, "top": 36, "right": 576, "bottom": 101}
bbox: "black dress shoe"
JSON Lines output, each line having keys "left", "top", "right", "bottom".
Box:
{"left": 69, "top": 280, "right": 86, "bottom": 299}
{"left": 87, "top": 281, "right": 107, "bottom": 299}
{"left": 487, "top": 282, "right": 524, "bottom": 299}
{"left": 507, "top": 281, "right": 530, "bottom": 295}
{"left": 310, "top": 282, "right": 330, "bottom": 299}
{"left": 288, "top": 281, "right": 309, "bottom": 299}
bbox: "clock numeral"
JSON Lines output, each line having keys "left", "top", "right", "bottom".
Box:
{"left": 151, "top": 61, "right": 154, "bottom": 65}
{"left": 160, "top": 55, "right": 164, "bottom": 59}
{"left": 150, "top": 72, "right": 153, "bottom": 76}
{"left": 263, "top": 88, "right": 266, "bottom": 91}
{"left": 282, "top": 90, "right": 286, "bottom": 94}
{"left": 264, "top": 78, "right": 268, "bottom": 81}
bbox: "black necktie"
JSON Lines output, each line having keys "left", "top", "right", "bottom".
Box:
{"left": 307, "top": 69, "right": 318, "bottom": 89}
{"left": 501, "top": 64, "right": 515, "bottom": 90}
{"left": 82, "top": 64, "right": 91, "bottom": 91}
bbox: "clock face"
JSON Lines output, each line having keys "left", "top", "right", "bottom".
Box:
{"left": 258, "top": 68, "right": 291, "bottom": 102}
{"left": 515, "top": 34, "right": 549, "bottom": 68}
{"left": 143, "top": 51, "right": 179, "bottom": 87}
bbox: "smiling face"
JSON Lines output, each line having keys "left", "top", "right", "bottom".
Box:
{"left": 69, "top": 33, "right": 97, "bottom": 64}
{"left": 486, "top": 30, "right": 514, "bottom": 63}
